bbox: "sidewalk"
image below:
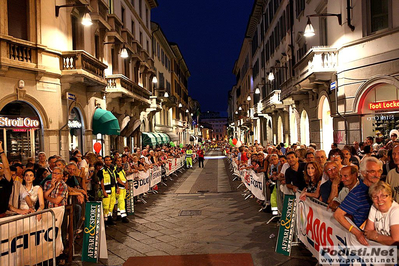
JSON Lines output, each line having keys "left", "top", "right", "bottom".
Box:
{"left": 73, "top": 152, "right": 316, "bottom": 266}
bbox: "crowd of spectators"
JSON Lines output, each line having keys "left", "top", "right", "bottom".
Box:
{"left": 0, "top": 142, "right": 203, "bottom": 264}
{"left": 228, "top": 129, "right": 399, "bottom": 248}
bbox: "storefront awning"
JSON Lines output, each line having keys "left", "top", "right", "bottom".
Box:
{"left": 158, "top": 133, "right": 170, "bottom": 144}
{"left": 167, "top": 132, "right": 179, "bottom": 142}
{"left": 120, "top": 119, "right": 141, "bottom": 137}
{"left": 152, "top": 133, "right": 163, "bottom": 145}
{"left": 152, "top": 132, "right": 165, "bottom": 145}
{"left": 142, "top": 132, "right": 157, "bottom": 147}
{"left": 92, "top": 108, "right": 120, "bottom": 135}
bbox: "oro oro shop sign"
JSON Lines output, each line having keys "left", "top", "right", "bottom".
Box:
{"left": 369, "top": 100, "right": 399, "bottom": 111}
{"left": 0, "top": 116, "right": 40, "bottom": 128}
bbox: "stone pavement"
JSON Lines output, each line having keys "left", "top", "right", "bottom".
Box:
{"left": 72, "top": 151, "right": 317, "bottom": 266}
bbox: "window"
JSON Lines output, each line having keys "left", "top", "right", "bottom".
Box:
{"left": 8, "top": 0, "right": 28, "bottom": 40}
{"left": 146, "top": 7, "right": 149, "bottom": 27}
{"left": 253, "top": 59, "right": 259, "bottom": 79}
{"left": 121, "top": 6, "right": 125, "bottom": 25}
{"left": 95, "top": 35, "right": 100, "bottom": 59}
{"left": 139, "top": 0, "right": 142, "bottom": 18}
{"left": 140, "top": 31, "right": 143, "bottom": 45}
{"left": 131, "top": 20, "right": 135, "bottom": 36}
{"left": 251, "top": 29, "right": 258, "bottom": 56}
{"left": 295, "top": 0, "right": 305, "bottom": 18}
{"left": 368, "top": 0, "right": 389, "bottom": 34}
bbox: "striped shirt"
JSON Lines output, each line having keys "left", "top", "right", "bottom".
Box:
{"left": 339, "top": 179, "right": 372, "bottom": 227}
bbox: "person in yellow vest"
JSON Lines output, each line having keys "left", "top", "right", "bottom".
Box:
{"left": 98, "top": 156, "right": 118, "bottom": 226}
{"left": 186, "top": 145, "right": 193, "bottom": 168}
{"left": 115, "top": 157, "right": 129, "bottom": 223}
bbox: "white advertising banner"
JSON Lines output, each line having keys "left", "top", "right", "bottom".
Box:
{"left": 0, "top": 206, "right": 64, "bottom": 265}
{"left": 240, "top": 170, "right": 265, "bottom": 200}
{"left": 150, "top": 166, "right": 162, "bottom": 187}
{"left": 295, "top": 193, "right": 386, "bottom": 265}
{"left": 133, "top": 170, "right": 150, "bottom": 196}
{"left": 249, "top": 171, "right": 265, "bottom": 201}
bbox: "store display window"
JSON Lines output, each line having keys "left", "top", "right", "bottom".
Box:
{"left": 0, "top": 101, "right": 42, "bottom": 164}
{"left": 360, "top": 83, "right": 399, "bottom": 143}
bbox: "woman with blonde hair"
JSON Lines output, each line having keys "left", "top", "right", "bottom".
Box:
{"left": 364, "top": 181, "right": 399, "bottom": 245}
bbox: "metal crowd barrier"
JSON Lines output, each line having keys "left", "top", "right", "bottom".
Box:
{"left": 0, "top": 209, "right": 57, "bottom": 266}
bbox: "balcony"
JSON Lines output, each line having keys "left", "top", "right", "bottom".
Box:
{"left": 261, "top": 90, "right": 284, "bottom": 113}
{"left": 60, "top": 50, "right": 107, "bottom": 87}
{"left": 294, "top": 47, "right": 338, "bottom": 89}
{"left": 105, "top": 74, "right": 150, "bottom": 103}
{"left": 0, "top": 36, "right": 45, "bottom": 75}
{"left": 107, "top": 14, "right": 123, "bottom": 41}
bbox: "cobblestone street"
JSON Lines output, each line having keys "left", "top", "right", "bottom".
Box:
{"left": 74, "top": 151, "right": 316, "bottom": 266}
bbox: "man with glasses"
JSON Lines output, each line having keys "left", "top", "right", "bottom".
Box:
{"left": 387, "top": 145, "right": 399, "bottom": 202}
{"left": 334, "top": 156, "right": 382, "bottom": 246}
{"left": 320, "top": 161, "right": 342, "bottom": 204}
{"left": 43, "top": 167, "right": 68, "bottom": 208}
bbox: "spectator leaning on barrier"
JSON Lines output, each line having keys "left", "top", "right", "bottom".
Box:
{"left": 43, "top": 167, "right": 68, "bottom": 208}
{"left": 319, "top": 161, "right": 342, "bottom": 204}
{"left": 386, "top": 145, "right": 399, "bottom": 203}
{"left": 364, "top": 181, "right": 399, "bottom": 245}
{"left": 328, "top": 165, "right": 359, "bottom": 212}
{"left": 333, "top": 156, "right": 382, "bottom": 246}
{"left": 284, "top": 151, "right": 306, "bottom": 193}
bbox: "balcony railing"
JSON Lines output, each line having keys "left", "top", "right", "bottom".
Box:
{"left": 294, "top": 47, "right": 338, "bottom": 83}
{"left": 106, "top": 74, "right": 150, "bottom": 101}
{"left": 61, "top": 51, "right": 107, "bottom": 81}
{"left": 0, "top": 37, "right": 40, "bottom": 71}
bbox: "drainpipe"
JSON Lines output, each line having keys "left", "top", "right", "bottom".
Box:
{"left": 347, "top": 0, "right": 355, "bottom": 31}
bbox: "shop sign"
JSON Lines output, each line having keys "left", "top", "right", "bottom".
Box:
{"left": 366, "top": 114, "right": 395, "bottom": 121}
{"left": 0, "top": 117, "right": 40, "bottom": 128}
{"left": 68, "top": 120, "right": 82, "bottom": 128}
{"left": 369, "top": 100, "right": 399, "bottom": 111}
{"left": 330, "top": 81, "right": 336, "bottom": 91}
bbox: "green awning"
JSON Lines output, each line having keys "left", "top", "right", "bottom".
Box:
{"left": 153, "top": 133, "right": 164, "bottom": 145}
{"left": 159, "top": 133, "right": 170, "bottom": 143}
{"left": 142, "top": 132, "right": 157, "bottom": 147}
{"left": 92, "top": 108, "right": 120, "bottom": 135}
{"left": 156, "top": 133, "right": 168, "bottom": 144}
{"left": 152, "top": 133, "right": 163, "bottom": 145}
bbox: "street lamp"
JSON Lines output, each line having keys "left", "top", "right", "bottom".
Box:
{"left": 254, "top": 87, "right": 260, "bottom": 94}
{"left": 246, "top": 95, "right": 251, "bottom": 101}
{"left": 55, "top": 4, "right": 92, "bottom": 26}
{"left": 304, "top": 13, "right": 342, "bottom": 37}
{"left": 152, "top": 76, "right": 158, "bottom": 84}
{"left": 104, "top": 42, "right": 129, "bottom": 58}
{"left": 178, "top": 103, "right": 182, "bottom": 108}
{"left": 268, "top": 66, "right": 288, "bottom": 81}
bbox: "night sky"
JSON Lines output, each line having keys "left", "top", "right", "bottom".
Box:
{"left": 152, "top": 1, "right": 253, "bottom": 114}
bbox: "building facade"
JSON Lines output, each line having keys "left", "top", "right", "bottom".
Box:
{"left": 229, "top": 0, "right": 399, "bottom": 152}
{"left": 0, "top": 0, "right": 194, "bottom": 162}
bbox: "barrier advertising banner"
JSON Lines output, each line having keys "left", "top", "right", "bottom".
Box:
{"left": 240, "top": 170, "right": 265, "bottom": 201}
{"left": 82, "top": 202, "right": 108, "bottom": 262}
{"left": 276, "top": 195, "right": 296, "bottom": 256}
{"left": 0, "top": 206, "right": 64, "bottom": 265}
{"left": 250, "top": 171, "right": 265, "bottom": 201}
{"left": 295, "top": 193, "right": 390, "bottom": 265}
{"left": 133, "top": 170, "right": 150, "bottom": 196}
{"left": 150, "top": 166, "right": 162, "bottom": 187}
{"left": 126, "top": 180, "right": 135, "bottom": 215}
